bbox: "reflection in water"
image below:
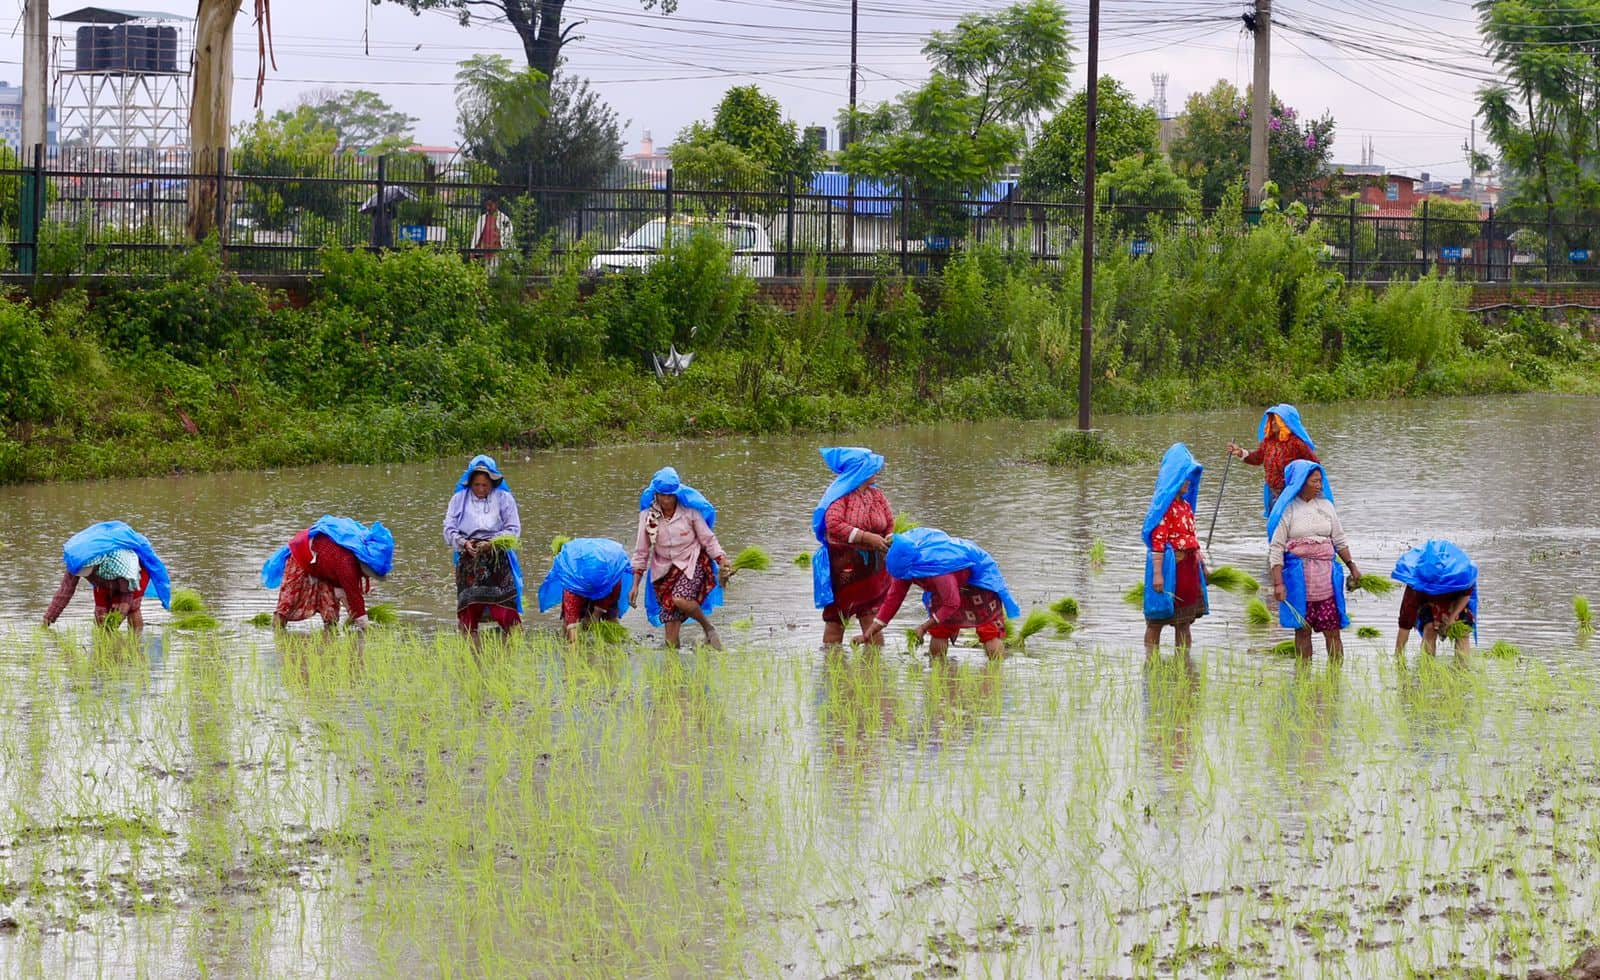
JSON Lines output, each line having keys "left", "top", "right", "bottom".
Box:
{"left": 1394, "top": 651, "right": 1486, "bottom": 761}
{"left": 1141, "top": 653, "right": 1202, "bottom": 782}
{"left": 815, "top": 648, "right": 903, "bottom": 802}
{"left": 1263, "top": 659, "right": 1345, "bottom": 812}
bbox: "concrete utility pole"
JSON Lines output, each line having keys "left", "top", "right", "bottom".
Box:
{"left": 22, "top": 0, "right": 49, "bottom": 155}
{"left": 1248, "top": 0, "right": 1271, "bottom": 205}
{"left": 845, "top": 0, "right": 858, "bottom": 261}
{"left": 1077, "top": 0, "right": 1100, "bottom": 431}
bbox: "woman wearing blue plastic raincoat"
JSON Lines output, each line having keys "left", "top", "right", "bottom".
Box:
{"left": 811, "top": 447, "right": 894, "bottom": 647}
{"left": 43, "top": 521, "right": 173, "bottom": 633}
{"left": 853, "top": 527, "right": 1020, "bottom": 659}
{"left": 538, "top": 538, "right": 633, "bottom": 642}
{"left": 262, "top": 517, "right": 395, "bottom": 632}
{"left": 1142, "top": 444, "right": 1211, "bottom": 656}
{"left": 443, "top": 455, "right": 523, "bottom": 637}
{"left": 1267, "top": 461, "right": 1365, "bottom": 658}
{"left": 1391, "top": 540, "right": 1478, "bottom": 656}
{"left": 1228, "top": 403, "right": 1321, "bottom": 517}
{"left": 628, "top": 467, "right": 728, "bottom": 649}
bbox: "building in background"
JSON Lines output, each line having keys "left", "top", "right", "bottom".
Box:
{"left": 0, "top": 82, "right": 60, "bottom": 153}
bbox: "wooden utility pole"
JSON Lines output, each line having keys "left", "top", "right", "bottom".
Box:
{"left": 1077, "top": 0, "right": 1100, "bottom": 430}
{"left": 22, "top": 0, "right": 49, "bottom": 155}
{"left": 1248, "top": 0, "right": 1271, "bottom": 204}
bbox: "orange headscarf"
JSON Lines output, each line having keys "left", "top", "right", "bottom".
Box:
{"left": 1266, "top": 413, "right": 1290, "bottom": 441}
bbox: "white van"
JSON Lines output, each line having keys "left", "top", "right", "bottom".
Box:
{"left": 590, "top": 217, "right": 775, "bottom": 278}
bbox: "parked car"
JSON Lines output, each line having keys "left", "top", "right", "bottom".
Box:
{"left": 590, "top": 217, "right": 775, "bottom": 277}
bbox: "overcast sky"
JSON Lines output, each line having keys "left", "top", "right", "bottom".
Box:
{"left": 3, "top": 0, "right": 1495, "bottom": 180}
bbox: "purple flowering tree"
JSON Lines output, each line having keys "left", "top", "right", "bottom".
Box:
{"left": 1170, "top": 80, "right": 1336, "bottom": 206}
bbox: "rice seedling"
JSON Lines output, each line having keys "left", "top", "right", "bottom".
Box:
{"left": 1030, "top": 427, "right": 1146, "bottom": 466}
{"left": 904, "top": 628, "right": 920, "bottom": 651}
{"left": 245, "top": 612, "right": 273, "bottom": 628}
{"left": 1356, "top": 626, "right": 1381, "bottom": 639}
{"left": 1013, "top": 609, "right": 1067, "bottom": 645}
{"left": 1123, "top": 584, "right": 1144, "bottom": 605}
{"left": 1486, "top": 640, "right": 1520, "bottom": 659}
{"left": 1351, "top": 574, "right": 1395, "bottom": 596}
{"left": 548, "top": 534, "right": 571, "bottom": 555}
{"left": 792, "top": 552, "right": 811, "bottom": 568}
{"left": 1088, "top": 539, "right": 1106, "bottom": 570}
{"left": 589, "top": 619, "right": 630, "bottom": 644}
{"left": 893, "top": 513, "right": 919, "bottom": 534}
{"left": 1205, "top": 566, "right": 1259, "bottom": 594}
{"left": 1576, "top": 595, "right": 1594, "bottom": 632}
{"left": 1050, "top": 597, "right": 1080, "bottom": 620}
{"left": 1443, "top": 619, "right": 1472, "bottom": 641}
{"left": 731, "top": 617, "right": 755, "bottom": 631}
{"left": 492, "top": 534, "right": 522, "bottom": 552}
{"left": 169, "top": 612, "right": 219, "bottom": 631}
{"left": 1245, "top": 598, "right": 1272, "bottom": 626}
{"left": 169, "top": 589, "right": 206, "bottom": 614}
{"left": 1269, "top": 639, "right": 1300, "bottom": 656}
{"left": 367, "top": 603, "right": 399, "bottom": 626}
{"left": 730, "top": 547, "right": 771, "bottom": 573}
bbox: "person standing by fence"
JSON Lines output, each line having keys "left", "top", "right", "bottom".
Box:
{"left": 471, "top": 194, "right": 514, "bottom": 273}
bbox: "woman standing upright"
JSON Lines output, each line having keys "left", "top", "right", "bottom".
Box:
{"left": 1142, "top": 444, "right": 1210, "bottom": 656}
{"left": 1267, "top": 460, "right": 1363, "bottom": 658}
{"left": 629, "top": 467, "right": 728, "bottom": 650}
{"left": 812, "top": 447, "right": 894, "bottom": 648}
{"left": 443, "top": 455, "right": 523, "bottom": 638}
{"left": 1228, "top": 404, "right": 1320, "bottom": 516}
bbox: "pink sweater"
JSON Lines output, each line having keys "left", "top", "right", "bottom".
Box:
{"left": 632, "top": 506, "right": 726, "bottom": 581}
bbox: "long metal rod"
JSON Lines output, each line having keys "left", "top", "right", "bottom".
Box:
{"left": 1205, "top": 451, "right": 1234, "bottom": 553}
{"left": 1076, "top": 0, "right": 1100, "bottom": 431}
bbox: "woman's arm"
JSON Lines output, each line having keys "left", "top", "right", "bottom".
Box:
{"left": 693, "top": 512, "right": 728, "bottom": 565}
{"left": 443, "top": 491, "right": 467, "bottom": 551}
{"left": 631, "top": 511, "right": 651, "bottom": 575}
{"left": 43, "top": 572, "right": 79, "bottom": 626}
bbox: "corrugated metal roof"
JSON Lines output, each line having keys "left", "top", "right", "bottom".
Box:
{"left": 54, "top": 7, "right": 192, "bottom": 23}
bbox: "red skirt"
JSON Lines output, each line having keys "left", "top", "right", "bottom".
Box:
{"left": 274, "top": 559, "right": 345, "bottom": 625}
{"left": 927, "top": 586, "right": 1007, "bottom": 641}
{"left": 1148, "top": 550, "right": 1208, "bottom": 626}
{"left": 93, "top": 570, "right": 149, "bottom": 616}
{"left": 561, "top": 584, "right": 622, "bottom": 626}
{"left": 822, "top": 545, "right": 890, "bottom": 623}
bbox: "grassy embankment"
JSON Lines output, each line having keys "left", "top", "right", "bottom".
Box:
{"left": 2, "top": 202, "right": 1596, "bottom": 484}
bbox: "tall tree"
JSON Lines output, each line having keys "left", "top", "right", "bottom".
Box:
{"left": 1020, "top": 77, "right": 1158, "bottom": 199}
{"left": 1168, "top": 80, "right": 1334, "bottom": 206}
{"left": 387, "top": 0, "right": 674, "bottom": 84}
{"left": 188, "top": 0, "right": 275, "bottom": 240}
{"left": 840, "top": 0, "right": 1072, "bottom": 221}
{"left": 289, "top": 88, "right": 417, "bottom": 153}
{"left": 1477, "top": 0, "right": 1600, "bottom": 220}
{"left": 672, "top": 85, "right": 821, "bottom": 194}
{"left": 231, "top": 111, "right": 344, "bottom": 230}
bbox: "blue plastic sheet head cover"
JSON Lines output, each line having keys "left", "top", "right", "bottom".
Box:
{"left": 1266, "top": 460, "right": 1348, "bottom": 630}
{"left": 448, "top": 454, "right": 523, "bottom": 611}
{"left": 260, "top": 516, "right": 397, "bottom": 589}
{"left": 538, "top": 538, "right": 634, "bottom": 617}
{"left": 1392, "top": 539, "right": 1479, "bottom": 637}
{"left": 884, "top": 527, "right": 1021, "bottom": 618}
{"left": 1140, "top": 444, "right": 1206, "bottom": 622}
{"left": 62, "top": 521, "right": 173, "bottom": 610}
{"left": 454, "top": 454, "right": 508, "bottom": 492}
{"left": 810, "top": 447, "right": 885, "bottom": 609}
{"left": 638, "top": 467, "right": 722, "bottom": 626}
{"left": 1256, "top": 403, "right": 1318, "bottom": 516}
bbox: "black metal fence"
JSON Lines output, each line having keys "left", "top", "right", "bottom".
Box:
{"left": 3, "top": 148, "right": 1597, "bottom": 283}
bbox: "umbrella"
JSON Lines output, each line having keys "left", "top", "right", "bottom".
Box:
{"left": 651, "top": 345, "right": 695, "bottom": 379}
{"left": 359, "top": 186, "right": 417, "bottom": 213}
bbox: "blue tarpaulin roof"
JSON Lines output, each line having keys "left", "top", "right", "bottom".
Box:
{"left": 807, "top": 172, "right": 1018, "bottom": 215}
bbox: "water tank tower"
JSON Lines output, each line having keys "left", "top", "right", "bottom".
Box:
{"left": 51, "top": 6, "right": 192, "bottom": 158}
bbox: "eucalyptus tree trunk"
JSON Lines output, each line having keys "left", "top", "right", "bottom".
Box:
{"left": 187, "top": 0, "right": 242, "bottom": 241}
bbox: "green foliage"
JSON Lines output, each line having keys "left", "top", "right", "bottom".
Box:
{"left": 730, "top": 547, "right": 771, "bottom": 573}
{"left": 792, "top": 553, "right": 812, "bottom": 568}
{"left": 231, "top": 110, "right": 346, "bottom": 230}
{"left": 1414, "top": 197, "right": 1482, "bottom": 250}
{"left": 1356, "top": 626, "right": 1381, "bottom": 639}
{"left": 1088, "top": 539, "right": 1106, "bottom": 569}
{"left": 454, "top": 55, "right": 549, "bottom": 167}
{"left": 1020, "top": 77, "right": 1159, "bottom": 199}
{"left": 923, "top": 0, "right": 1073, "bottom": 129}
{"left": 1031, "top": 428, "right": 1145, "bottom": 466}
{"left": 893, "top": 514, "right": 920, "bottom": 534}
{"left": 1123, "top": 584, "right": 1144, "bottom": 606}
{"left": 1577, "top": 595, "right": 1594, "bottom": 631}
{"left": 491, "top": 535, "right": 521, "bottom": 552}
{"left": 674, "top": 86, "right": 819, "bottom": 200}
{"left": 1443, "top": 620, "right": 1472, "bottom": 641}
{"left": 1345, "top": 278, "right": 1468, "bottom": 371}
{"left": 1269, "top": 640, "right": 1300, "bottom": 656}
{"left": 1050, "top": 597, "right": 1080, "bottom": 619}
{"left": 291, "top": 88, "right": 417, "bottom": 153}
{"left": 368, "top": 603, "right": 400, "bottom": 626}
{"left": 246, "top": 612, "right": 275, "bottom": 628}
{"left": 1352, "top": 574, "right": 1396, "bottom": 596}
{"left": 170, "top": 612, "right": 219, "bottom": 631}
{"left": 1169, "top": 81, "right": 1335, "bottom": 206}
{"left": 1206, "top": 567, "right": 1259, "bottom": 595}
{"left": 1486, "top": 640, "right": 1521, "bottom": 659}
{"left": 586, "top": 229, "right": 755, "bottom": 358}
{"left": 1014, "top": 608, "right": 1068, "bottom": 643}
{"left": 169, "top": 589, "right": 206, "bottom": 614}
{"left": 548, "top": 536, "right": 571, "bottom": 556}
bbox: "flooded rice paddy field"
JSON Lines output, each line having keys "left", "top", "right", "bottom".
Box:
{"left": 0, "top": 394, "right": 1598, "bottom": 976}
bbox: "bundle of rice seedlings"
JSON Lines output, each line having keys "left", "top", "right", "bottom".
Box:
{"left": 1352, "top": 574, "right": 1395, "bottom": 596}
{"left": 792, "top": 553, "right": 812, "bottom": 568}
{"left": 591, "top": 620, "right": 630, "bottom": 645}
{"left": 731, "top": 547, "right": 771, "bottom": 573}
{"left": 904, "top": 628, "right": 921, "bottom": 652}
{"left": 100, "top": 611, "right": 124, "bottom": 630}
{"left": 246, "top": 612, "right": 274, "bottom": 628}
{"left": 1206, "top": 566, "right": 1259, "bottom": 595}
{"left": 1443, "top": 620, "right": 1472, "bottom": 641}
{"left": 1356, "top": 626, "right": 1381, "bottom": 639}
{"left": 491, "top": 534, "right": 521, "bottom": 552}
{"left": 1050, "top": 597, "right": 1080, "bottom": 620}
{"left": 171, "top": 613, "right": 219, "bottom": 631}
{"left": 1576, "top": 595, "right": 1594, "bottom": 632}
{"left": 1245, "top": 598, "right": 1272, "bottom": 626}
{"left": 1088, "top": 539, "right": 1106, "bottom": 570}
{"left": 1054, "top": 617, "right": 1075, "bottom": 637}
{"left": 731, "top": 617, "right": 755, "bottom": 631}
{"left": 368, "top": 603, "right": 399, "bottom": 626}
{"left": 169, "top": 589, "right": 206, "bottom": 614}
{"left": 1014, "top": 609, "right": 1066, "bottom": 644}
{"left": 1486, "top": 640, "right": 1521, "bottom": 659}
{"left": 893, "top": 514, "right": 919, "bottom": 534}
{"left": 1123, "top": 584, "right": 1144, "bottom": 606}
{"left": 1269, "top": 640, "right": 1300, "bottom": 656}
